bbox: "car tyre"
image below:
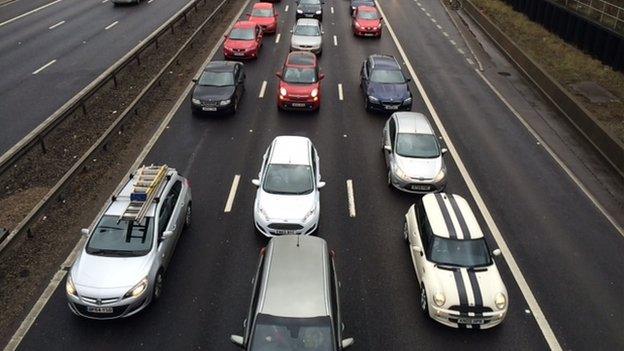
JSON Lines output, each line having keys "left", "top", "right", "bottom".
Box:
{"left": 153, "top": 270, "right": 164, "bottom": 301}
{"left": 387, "top": 171, "right": 392, "bottom": 187}
{"left": 364, "top": 98, "right": 371, "bottom": 112}
{"left": 403, "top": 221, "right": 409, "bottom": 242}
{"left": 184, "top": 203, "right": 192, "bottom": 229}
{"left": 420, "top": 286, "right": 429, "bottom": 315}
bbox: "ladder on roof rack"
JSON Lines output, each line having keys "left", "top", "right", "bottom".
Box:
{"left": 119, "top": 165, "right": 169, "bottom": 223}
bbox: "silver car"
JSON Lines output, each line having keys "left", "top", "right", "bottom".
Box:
{"left": 230, "top": 235, "right": 354, "bottom": 350}
{"left": 382, "top": 112, "right": 447, "bottom": 193}
{"left": 290, "top": 18, "right": 323, "bottom": 55}
{"left": 66, "top": 165, "right": 192, "bottom": 319}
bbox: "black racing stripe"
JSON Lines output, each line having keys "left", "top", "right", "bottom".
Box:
{"left": 449, "top": 195, "right": 471, "bottom": 239}
{"left": 434, "top": 194, "right": 456, "bottom": 239}
{"left": 468, "top": 269, "right": 484, "bottom": 329}
{"left": 453, "top": 269, "right": 468, "bottom": 307}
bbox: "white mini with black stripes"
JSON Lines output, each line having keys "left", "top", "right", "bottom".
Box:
{"left": 404, "top": 193, "right": 508, "bottom": 329}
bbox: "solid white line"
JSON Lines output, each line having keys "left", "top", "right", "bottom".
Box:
{"left": 48, "top": 20, "right": 65, "bottom": 29}
{"left": 285, "top": 4, "right": 289, "bottom": 11}
{"left": 346, "top": 180, "right": 356, "bottom": 217}
{"left": 0, "top": 0, "right": 62, "bottom": 28}
{"left": 32, "top": 59, "right": 56, "bottom": 74}
{"left": 475, "top": 69, "right": 624, "bottom": 238}
{"left": 457, "top": 48, "right": 465, "bottom": 55}
{"left": 338, "top": 83, "right": 343, "bottom": 101}
{"left": 331, "top": 6, "right": 334, "bottom": 14}
{"left": 275, "top": 33, "right": 281, "bottom": 43}
{"left": 333, "top": 35, "right": 337, "bottom": 46}
{"left": 443, "top": 31, "right": 449, "bottom": 37}
{"left": 258, "top": 80, "right": 267, "bottom": 98}
{"left": 104, "top": 20, "right": 119, "bottom": 30}
{"left": 224, "top": 175, "right": 241, "bottom": 213}
{"left": 375, "top": 1, "right": 562, "bottom": 349}
{"left": 3, "top": 0, "right": 252, "bottom": 349}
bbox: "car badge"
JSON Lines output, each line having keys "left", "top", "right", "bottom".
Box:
{"left": 97, "top": 298, "right": 102, "bottom": 305}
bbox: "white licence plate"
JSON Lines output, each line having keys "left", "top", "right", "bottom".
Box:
{"left": 364, "top": 33, "right": 374, "bottom": 36}
{"left": 458, "top": 318, "right": 484, "bottom": 325}
{"left": 202, "top": 107, "right": 217, "bottom": 111}
{"left": 305, "top": 14, "right": 314, "bottom": 17}
{"left": 411, "top": 185, "right": 430, "bottom": 191}
{"left": 385, "top": 105, "right": 399, "bottom": 110}
{"left": 291, "top": 103, "right": 306, "bottom": 107}
{"left": 275, "top": 229, "right": 296, "bottom": 235}
{"left": 87, "top": 306, "right": 113, "bottom": 314}
{"left": 234, "top": 52, "right": 244, "bottom": 56}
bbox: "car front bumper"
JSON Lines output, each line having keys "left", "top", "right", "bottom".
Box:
{"left": 428, "top": 306, "right": 507, "bottom": 329}
{"left": 354, "top": 27, "right": 382, "bottom": 37}
{"left": 67, "top": 293, "right": 150, "bottom": 320}
{"left": 254, "top": 212, "right": 319, "bottom": 237}
{"left": 191, "top": 100, "right": 234, "bottom": 114}
{"left": 367, "top": 98, "right": 412, "bottom": 113}
{"left": 389, "top": 171, "right": 446, "bottom": 193}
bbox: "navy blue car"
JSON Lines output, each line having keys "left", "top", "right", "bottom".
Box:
{"left": 360, "top": 54, "right": 412, "bottom": 113}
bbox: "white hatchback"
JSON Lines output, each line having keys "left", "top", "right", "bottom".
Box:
{"left": 252, "top": 136, "right": 325, "bottom": 237}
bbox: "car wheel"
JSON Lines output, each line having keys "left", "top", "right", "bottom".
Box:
{"left": 153, "top": 271, "right": 164, "bottom": 301}
{"left": 364, "top": 98, "right": 370, "bottom": 112}
{"left": 387, "top": 171, "right": 392, "bottom": 187}
{"left": 403, "top": 221, "right": 409, "bottom": 242}
{"left": 184, "top": 203, "right": 192, "bottom": 229}
{"left": 420, "top": 286, "right": 429, "bottom": 314}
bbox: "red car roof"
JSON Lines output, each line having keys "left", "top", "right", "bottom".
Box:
{"left": 357, "top": 5, "right": 378, "bottom": 12}
{"left": 285, "top": 52, "right": 317, "bottom": 67}
{"left": 253, "top": 2, "right": 274, "bottom": 9}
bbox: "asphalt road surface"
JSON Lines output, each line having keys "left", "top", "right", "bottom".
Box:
{"left": 14, "top": 0, "right": 624, "bottom": 349}
{"left": 0, "top": 0, "right": 197, "bottom": 154}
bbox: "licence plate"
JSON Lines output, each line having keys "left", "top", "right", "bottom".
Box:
{"left": 87, "top": 306, "right": 113, "bottom": 314}
{"left": 202, "top": 107, "right": 217, "bottom": 111}
{"left": 458, "top": 318, "right": 484, "bottom": 325}
{"left": 364, "top": 33, "right": 374, "bottom": 36}
{"left": 234, "top": 52, "right": 244, "bottom": 56}
{"left": 275, "top": 229, "right": 296, "bottom": 235}
{"left": 410, "top": 185, "right": 430, "bottom": 191}
{"left": 305, "top": 14, "right": 314, "bottom": 17}
{"left": 385, "top": 105, "right": 399, "bottom": 110}
{"left": 291, "top": 103, "right": 306, "bottom": 107}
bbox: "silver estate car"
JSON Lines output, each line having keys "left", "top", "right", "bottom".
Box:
{"left": 66, "top": 165, "right": 192, "bottom": 319}
{"left": 382, "top": 112, "right": 447, "bottom": 193}
{"left": 290, "top": 18, "right": 323, "bottom": 55}
{"left": 231, "top": 235, "right": 354, "bottom": 350}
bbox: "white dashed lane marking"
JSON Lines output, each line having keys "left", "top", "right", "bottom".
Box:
{"left": 338, "top": 83, "right": 343, "bottom": 100}
{"left": 333, "top": 35, "right": 337, "bottom": 46}
{"left": 0, "top": 0, "right": 62, "bottom": 28}
{"left": 346, "top": 180, "right": 356, "bottom": 217}
{"left": 275, "top": 33, "right": 281, "bottom": 43}
{"left": 259, "top": 80, "right": 267, "bottom": 98}
{"left": 48, "top": 20, "right": 65, "bottom": 29}
{"left": 285, "top": 4, "right": 289, "bottom": 11}
{"left": 466, "top": 58, "right": 475, "bottom": 65}
{"left": 104, "top": 21, "right": 118, "bottom": 30}
{"left": 32, "top": 59, "right": 56, "bottom": 74}
{"left": 450, "top": 39, "right": 456, "bottom": 46}
{"left": 457, "top": 48, "right": 465, "bottom": 54}
{"left": 443, "top": 31, "right": 449, "bottom": 37}
{"left": 224, "top": 175, "right": 241, "bottom": 213}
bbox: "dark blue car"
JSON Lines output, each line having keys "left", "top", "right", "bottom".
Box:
{"left": 360, "top": 54, "right": 412, "bottom": 113}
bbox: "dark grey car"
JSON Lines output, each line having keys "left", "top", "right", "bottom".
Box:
{"left": 296, "top": 0, "right": 324, "bottom": 21}
{"left": 191, "top": 61, "right": 245, "bottom": 114}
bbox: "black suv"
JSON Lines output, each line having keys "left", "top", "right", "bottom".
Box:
{"left": 360, "top": 54, "right": 412, "bottom": 113}
{"left": 191, "top": 61, "right": 245, "bottom": 114}
{"left": 296, "top": 0, "right": 324, "bottom": 21}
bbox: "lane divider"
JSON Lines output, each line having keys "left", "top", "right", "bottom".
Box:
{"left": 338, "top": 83, "right": 343, "bottom": 101}
{"left": 104, "top": 20, "right": 119, "bottom": 30}
{"left": 275, "top": 33, "right": 281, "bottom": 43}
{"left": 32, "top": 59, "right": 56, "bottom": 75}
{"left": 48, "top": 20, "right": 65, "bottom": 30}
{"left": 0, "top": 0, "right": 62, "bottom": 28}
{"left": 224, "top": 174, "right": 241, "bottom": 213}
{"left": 258, "top": 80, "right": 267, "bottom": 98}
{"left": 333, "top": 35, "right": 337, "bottom": 46}
{"left": 285, "top": 4, "right": 289, "bottom": 11}
{"left": 346, "top": 180, "right": 356, "bottom": 217}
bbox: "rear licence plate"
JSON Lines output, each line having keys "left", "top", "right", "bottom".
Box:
{"left": 275, "top": 229, "right": 296, "bottom": 235}
{"left": 292, "top": 103, "right": 306, "bottom": 107}
{"left": 87, "top": 306, "right": 113, "bottom": 314}
{"left": 202, "top": 107, "right": 217, "bottom": 112}
{"left": 458, "top": 318, "right": 484, "bottom": 325}
{"left": 410, "top": 185, "right": 430, "bottom": 191}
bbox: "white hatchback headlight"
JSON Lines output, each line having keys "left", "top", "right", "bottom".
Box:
{"left": 192, "top": 98, "right": 201, "bottom": 104}
{"left": 315, "top": 10, "right": 321, "bottom": 14}
{"left": 124, "top": 277, "right": 148, "bottom": 299}
{"left": 258, "top": 207, "right": 270, "bottom": 221}
{"left": 433, "top": 292, "right": 446, "bottom": 307}
{"left": 219, "top": 99, "right": 231, "bottom": 106}
{"left": 303, "top": 206, "right": 316, "bottom": 221}
{"left": 393, "top": 165, "right": 408, "bottom": 181}
{"left": 66, "top": 274, "right": 77, "bottom": 296}
{"left": 433, "top": 168, "right": 446, "bottom": 182}
{"left": 495, "top": 292, "right": 507, "bottom": 310}
{"left": 297, "top": 9, "right": 303, "bottom": 13}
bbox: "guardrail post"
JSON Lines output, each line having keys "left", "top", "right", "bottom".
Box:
{"left": 81, "top": 102, "right": 87, "bottom": 115}
{"left": 39, "top": 136, "right": 47, "bottom": 154}
{"left": 136, "top": 54, "right": 141, "bottom": 66}
{"left": 171, "top": 23, "right": 175, "bottom": 34}
{"left": 600, "top": 1, "right": 605, "bottom": 22}
{"left": 113, "top": 74, "right": 118, "bottom": 89}
{"left": 27, "top": 228, "right": 33, "bottom": 239}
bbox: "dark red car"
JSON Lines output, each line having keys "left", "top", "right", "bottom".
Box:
{"left": 223, "top": 21, "right": 263, "bottom": 60}
{"left": 276, "top": 52, "right": 324, "bottom": 111}
{"left": 248, "top": 2, "right": 279, "bottom": 34}
{"left": 352, "top": 6, "right": 382, "bottom": 37}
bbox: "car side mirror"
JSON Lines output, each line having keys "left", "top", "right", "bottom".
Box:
{"left": 162, "top": 230, "right": 174, "bottom": 239}
{"left": 275, "top": 71, "right": 282, "bottom": 79}
{"left": 441, "top": 148, "right": 448, "bottom": 154}
{"left": 413, "top": 246, "right": 423, "bottom": 256}
{"left": 492, "top": 249, "right": 502, "bottom": 257}
{"left": 252, "top": 179, "right": 261, "bottom": 186}
{"left": 384, "top": 145, "right": 392, "bottom": 152}
{"left": 290, "top": 29, "right": 293, "bottom": 33}
{"left": 192, "top": 78, "right": 198, "bottom": 83}
{"left": 319, "top": 73, "right": 325, "bottom": 80}
{"left": 230, "top": 335, "right": 245, "bottom": 348}
{"left": 317, "top": 181, "right": 326, "bottom": 189}
{"left": 405, "top": 77, "right": 412, "bottom": 82}
{"left": 81, "top": 228, "right": 90, "bottom": 237}
{"left": 246, "top": 12, "right": 251, "bottom": 16}
{"left": 224, "top": 34, "right": 228, "bottom": 39}
{"left": 341, "top": 338, "right": 355, "bottom": 349}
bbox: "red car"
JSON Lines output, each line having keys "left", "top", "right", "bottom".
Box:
{"left": 352, "top": 6, "right": 382, "bottom": 37}
{"left": 276, "top": 52, "right": 324, "bottom": 111}
{"left": 248, "top": 2, "right": 279, "bottom": 34}
{"left": 223, "top": 21, "right": 263, "bottom": 59}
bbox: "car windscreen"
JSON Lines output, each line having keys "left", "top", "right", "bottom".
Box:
{"left": 299, "top": 0, "right": 321, "bottom": 5}
{"left": 252, "top": 8, "right": 273, "bottom": 17}
{"left": 229, "top": 28, "right": 255, "bottom": 40}
{"left": 263, "top": 164, "right": 314, "bottom": 195}
{"left": 395, "top": 133, "right": 440, "bottom": 158}
{"left": 294, "top": 25, "right": 321, "bottom": 36}
{"left": 250, "top": 314, "right": 335, "bottom": 351}
{"left": 428, "top": 236, "right": 492, "bottom": 267}
{"left": 370, "top": 69, "right": 405, "bottom": 84}
{"left": 86, "top": 215, "right": 153, "bottom": 257}
{"left": 283, "top": 67, "right": 317, "bottom": 84}
{"left": 198, "top": 71, "right": 234, "bottom": 86}
{"left": 357, "top": 11, "right": 379, "bottom": 20}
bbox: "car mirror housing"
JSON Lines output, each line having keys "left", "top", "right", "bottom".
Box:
{"left": 441, "top": 148, "right": 448, "bottom": 154}
{"left": 252, "top": 179, "right": 261, "bottom": 186}
{"left": 162, "top": 230, "right": 174, "bottom": 239}
{"left": 192, "top": 78, "right": 198, "bottom": 83}
{"left": 81, "top": 228, "right": 90, "bottom": 237}
{"left": 317, "top": 181, "right": 326, "bottom": 189}
{"left": 341, "top": 338, "right": 355, "bottom": 349}
{"left": 384, "top": 145, "right": 392, "bottom": 152}
{"left": 319, "top": 73, "right": 325, "bottom": 80}
{"left": 492, "top": 248, "right": 502, "bottom": 257}
{"left": 230, "top": 335, "right": 245, "bottom": 348}
{"left": 405, "top": 77, "right": 412, "bottom": 82}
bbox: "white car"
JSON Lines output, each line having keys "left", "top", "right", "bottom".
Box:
{"left": 252, "top": 136, "right": 324, "bottom": 237}
{"left": 404, "top": 193, "right": 508, "bottom": 329}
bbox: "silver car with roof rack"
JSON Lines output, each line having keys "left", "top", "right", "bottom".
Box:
{"left": 231, "top": 235, "right": 354, "bottom": 350}
{"left": 65, "top": 165, "right": 192, "bottom": 319}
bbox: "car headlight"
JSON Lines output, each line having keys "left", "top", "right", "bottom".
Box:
{"left": 192, "top": 98, "right": 201, "bottom": 105}
{"left": 124, "top": 278, "right": 148, "bottom": 299}
{"left": 297, "top": 9, "right": 303, "bottom": 13}
{"left": 219, "top": 99, "right": 231, "bottom": 106}
{"left": 66, "top": 274, "right": 77, "bottom": 296}
{"left": 280, "top": 87, "right": 288, "bottom": 96}
{"left": 495, "top": 292, "right": 507, "bottom": 310}
{"left": 403, "top": 97, "right": 412, "bottom": 105}
{"left": 433, "top": 168, "right": 446, "bottom": 182}
{"left": 258, "top": 207, "right": 270, "bottom": 221}
{"left": 368, "top": 95, "right": 379, "bottom": 103}
{"left": 310, "top": 88, "right": 318, "bottom": 98}
{"left": 315, "top": 10, "right": 322, "bottom": 14}
{"left": 393, "top": 164, "right": 409, "bottom": 180}
{"left": 433, "top": 292, "right": 446, "bottom": 307}
{"left": 355, "top": 22, "right": 361, "bottom": 28}
{"left": 302, "top": 206, "right": 316, "bottom": 221}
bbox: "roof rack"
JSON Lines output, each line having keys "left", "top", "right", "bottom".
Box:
{"left": 119, "top": 165, "right": 169, "bottom": 223}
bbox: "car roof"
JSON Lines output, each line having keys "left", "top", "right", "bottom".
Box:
{"left": 352, "top": 0, "right": 375, "bottom": 3}
{"left": 253, "top": 2, "right": 273, "bottom": 9}
{"left": 369, "top": 54, "right": 400, "bottom": 70}
{"left": 422, "top": 193, "right": 485, "bottom": 240}
{"left": 233, "top": 20, "right": 256, "bottom": 29}
{"left": 269, "top": 136, "right": 311, "bottom": 165}
{"left": 286, "top": 51, "right": 317, "bottom": 67}
{"left": 357, "top": 5, "right": 378, "bottom": 11}
{"left": 296, "top": 18, "right": 320, "bottom": 26}
{"left": 106, "top": 168, "right": 178, "bottom": 218}
{"left": 257, "top": 235, "right": 332, "bottom": 318}
{"left": 204, "top": 61, "right": 239, "bottom": 72}
{"left": 394, "top": 112, "right": 434, "bottom": 134}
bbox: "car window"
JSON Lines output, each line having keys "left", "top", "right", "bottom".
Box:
{"left": 251, "top": 8, "right": 273, "bottom": 17}
{"left": 198, "top": 71, "right": 234, "bottom": 87}
{"left": 370, "top": 69, "right": 405, "bottom": 84}
{"left": 311, "top": 147, "right": 318, "bottom": 180}
{"left": 283, "top": 67, "right": 318, "bottom": 84}
{"left": 263, "top": 164, "right": 314, "bottom": 195}
{"left": 357, "top": 10, "right": 379, "bottom": 19}
{"left": 428, "top": 237, "right": 493, "bottom": 267}
{"left": 230, "top": 28, "right": 255, "bottom": 40}
{"left": 158, "top": 181, "right": 181, "bottom": 235}
{"left": 395, "top": 133, "right": 440, "bottom": 158}
{"left": 86, "top": 215, "right": 154, "bottom": 257}
{"left": 250, "top": 315, "right": 335, "bottom": 351}
{"left": 419, "top": 213, "right": 433, "bottom": 253}
{"left": 300, "top": 0, "right": 321, "bottom": 5}
{"left": 389, "top": 118, "right": 396, "bottom": 146}
{"left": 294, "top": 24, "right": 321, "bottom": 36}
